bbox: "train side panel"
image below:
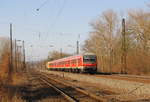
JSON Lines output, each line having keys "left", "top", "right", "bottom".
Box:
{"left": 46, "top": 54, "right": 97, "bottom": 73}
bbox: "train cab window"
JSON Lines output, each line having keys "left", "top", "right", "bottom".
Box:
{"left": 83, "top": 55, "right": 96, "bottom": 62}
{"left": 84, "top": 59, "right": 96, "bottom": 62}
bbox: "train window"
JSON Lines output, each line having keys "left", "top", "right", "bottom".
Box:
{"left": 71, "top": 60, "right": 74, "bottom": 65}
{"left": 71, "top": 60, "right": 74, "bottom": 64}
{"left": 74, "top": 60, "right": 76, "bottom": 65}
{"left": 61, "top": 62, "right": 63, "bottom": 66}
{"left": 83, "top": 58, "right": 96, "bottom": 62}
{"left": 65, "top": 61, "right": 67, "bottom": 65}
{"left": 66, "top": 61, "right": 69, "bottom": 65}
{"left": 77, "top": 59, "right": 80, "bottom": 64}
{"left": 74, "top": 60, "right": 75, "bottom": 63}
{"left": 64, "top": 61, "right": 66, "bottom": 65}
{"left": 83, "top": 55, "right": 96, "bottom": 62}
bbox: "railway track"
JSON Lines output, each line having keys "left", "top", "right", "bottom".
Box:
{"left": 92, "top": 74, "right": 150, "bottom": 84}
{"left": 74, "top": 72, "right": 150, "bottom": 84}
{"left": 20, "top": 71, "right": 68, "bottom": 102}
{"left": 36, "top": 72, "right": 107, "bottom": 102}
{"left": 42, "top": 70, "right": 150, "bottom": 82}
{"left": 115, "top": 74, "right": 150, "bottom": 80}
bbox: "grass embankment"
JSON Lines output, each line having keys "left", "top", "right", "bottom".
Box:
{"left": 0, "top": 49, "right": 27, "bottom": 102}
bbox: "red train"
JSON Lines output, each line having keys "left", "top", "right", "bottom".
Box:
{"left": 46, "top": 54, "right": 97, "bottom": 73}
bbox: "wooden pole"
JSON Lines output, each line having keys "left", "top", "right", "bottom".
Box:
{"left": 121, "top": 18, "right": 127, "bottom": 74}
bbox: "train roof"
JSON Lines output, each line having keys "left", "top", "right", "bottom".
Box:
{"left": 48, "top": 53, "right": 96, "bottom": 63}
{"left": 83, "top": 53, "right": 96, "bottom": 56}
{"left": 48, "top": 55, "right": 82, "bottom": 63}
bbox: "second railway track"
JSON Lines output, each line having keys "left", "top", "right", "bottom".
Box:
{"left": 34, "top": 71, "right": 107, "bottom": 102}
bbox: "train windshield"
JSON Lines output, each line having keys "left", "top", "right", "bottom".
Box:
{"left": 83, "top": 55, "right": 96, "bottom": 62}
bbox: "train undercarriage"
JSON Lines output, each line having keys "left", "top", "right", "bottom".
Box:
{"left": 48, "top": 67, "right": 97, "bottom": 74}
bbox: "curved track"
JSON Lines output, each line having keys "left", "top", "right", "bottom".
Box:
{"left": 36, "top": 72, "right": 107, "bottom": 102}
{"left": 90, "top": 74, "right": 150, "bottom": 84}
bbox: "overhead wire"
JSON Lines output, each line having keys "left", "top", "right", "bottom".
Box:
{"left": 44, "top": 0, "right": 67, "bottom": 40}
{"left": 36, "top": 0, "right": 50, "bottom": 11}
{"left": 34, "top": 0, "right": 68, "bottom": 45}
{"left": 50, "top": 0, "right": 67, "bottom": 27}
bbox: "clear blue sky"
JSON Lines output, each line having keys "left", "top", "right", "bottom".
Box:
{"left": 0, "top": 0, "right": 149, "bottom": 60}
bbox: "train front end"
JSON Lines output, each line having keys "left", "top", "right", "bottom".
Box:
{"left": 82, "top": 54, "right": 97, "bottom": 73}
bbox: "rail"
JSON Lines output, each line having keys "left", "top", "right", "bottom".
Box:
{"left": 37, "top": 72, "right": 107, "bottom": 102}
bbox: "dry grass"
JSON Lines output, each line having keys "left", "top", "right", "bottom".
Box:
{"left": 127, "top": 52, "right": 150, "bottom": 75}
{"left": 11, "top": 73, "right": 28, "bottom": 86}
{"left": 0, "top": 49, "right": 11, "bottom": 84}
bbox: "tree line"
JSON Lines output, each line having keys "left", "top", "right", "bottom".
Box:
{"left": 0, "top": 37, "right": 26, "bottom": 84}
{"left": 83, "top": 8, "right": 150, "bottom": 75}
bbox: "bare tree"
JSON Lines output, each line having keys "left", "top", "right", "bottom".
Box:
{"left": 126, "top": 9, "right": 150, "bottom": 74}
{"left": 48, "top": 50, "right": 71, "bottom": 61}
{"left": 83, "top": 8, "right": 150, "bottom": 75}
{"left": 128, "top": 9, "right": 150, "bottom": 52}
{"left": 83, "top": 10, "right": 120, "bottom": 72}
{"left": 0, "top": 37, "right": 11, "bottom": 83}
